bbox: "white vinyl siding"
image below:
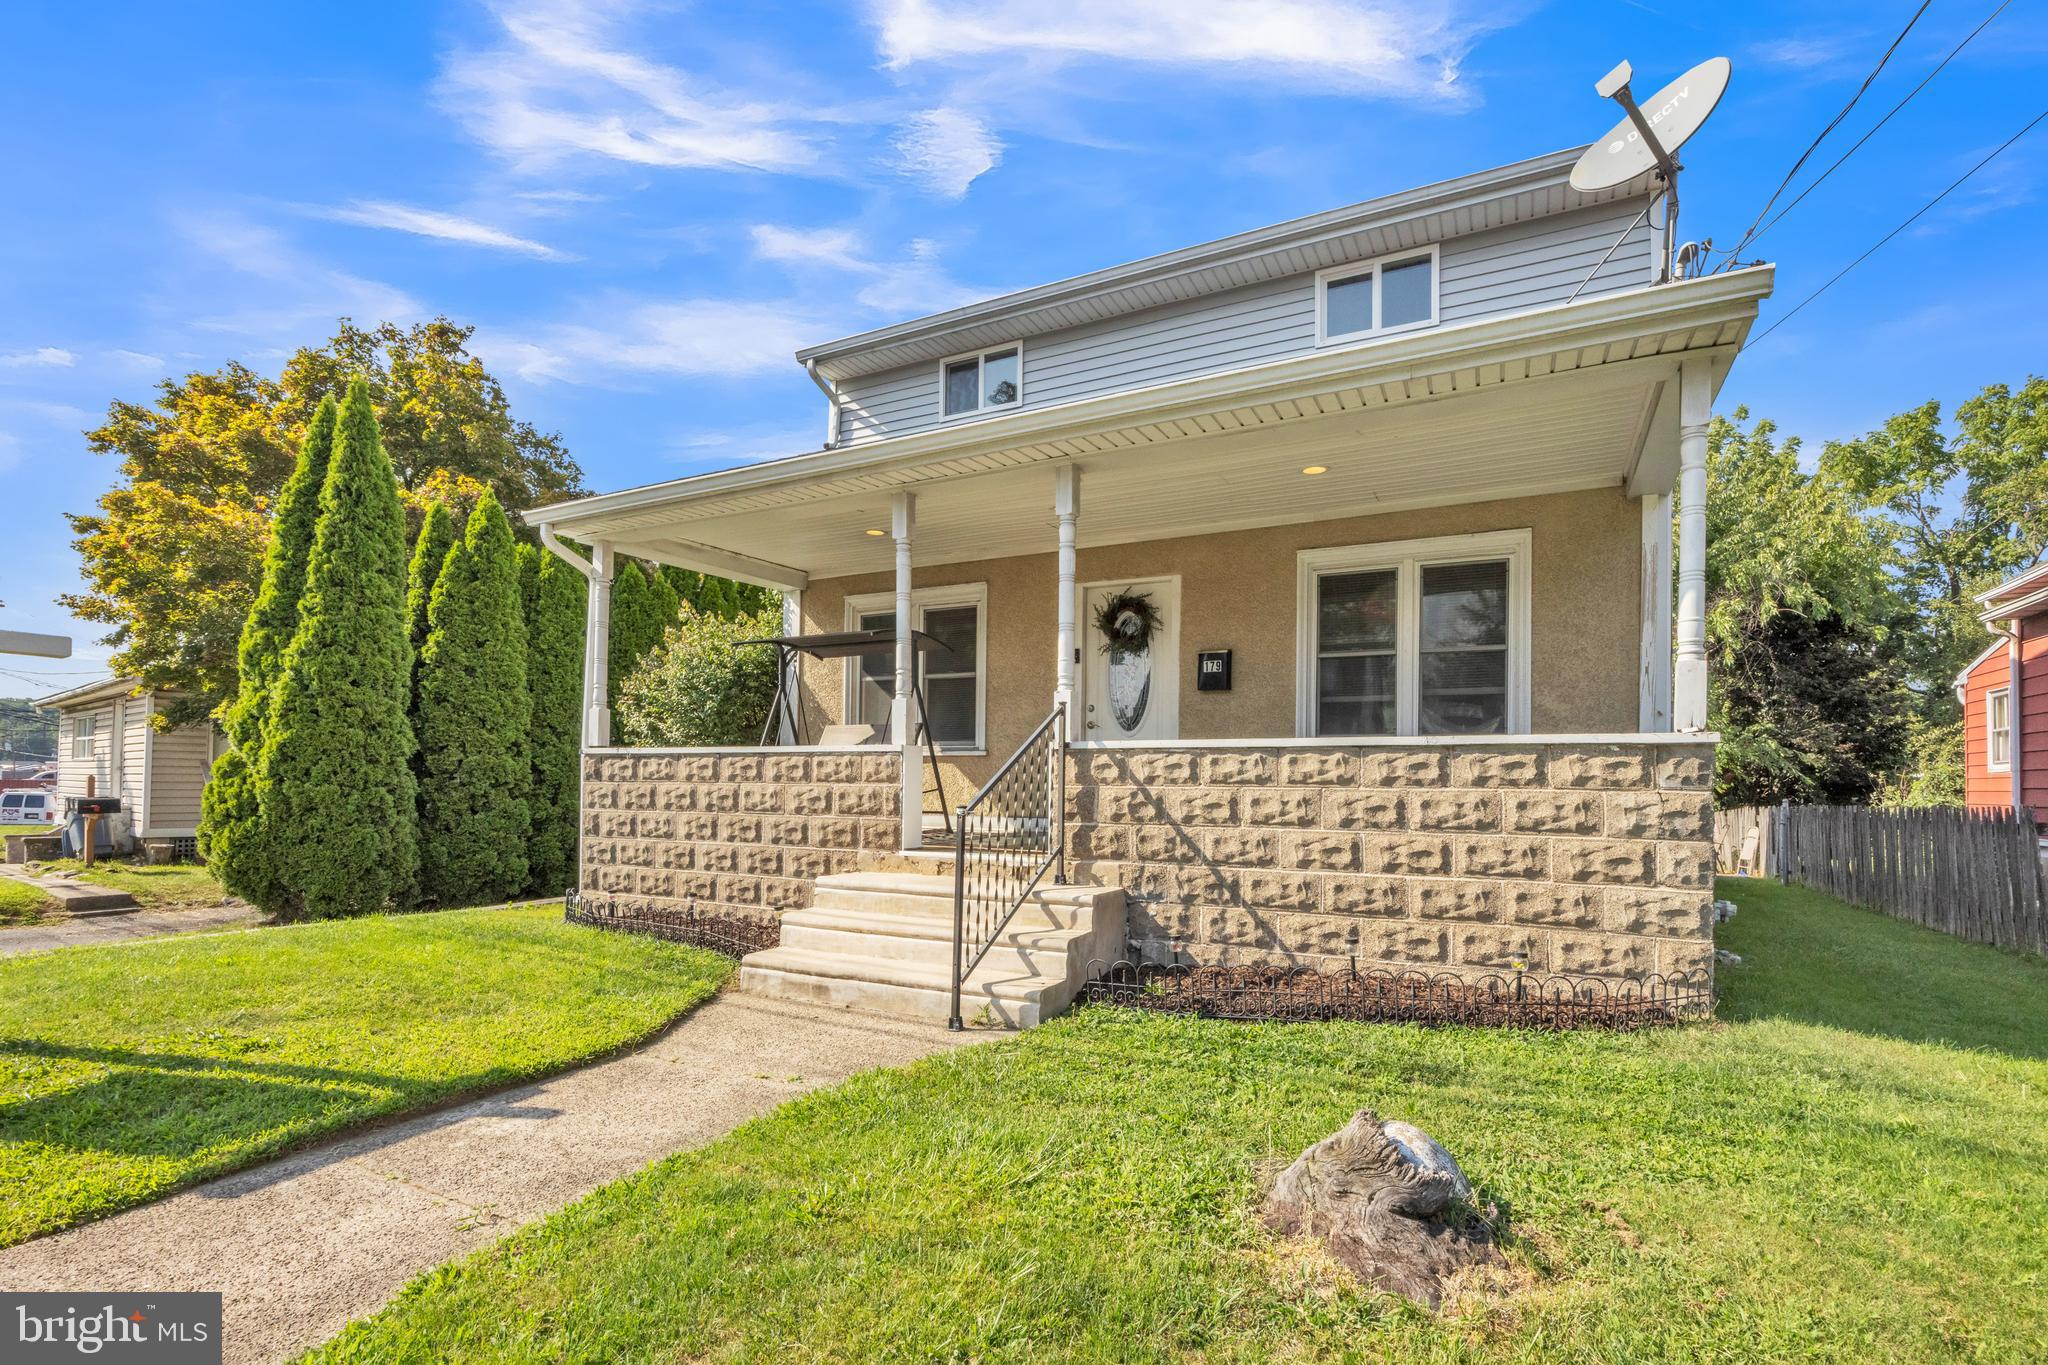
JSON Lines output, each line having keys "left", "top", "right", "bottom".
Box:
{"left": 833, "top": 201, "right": 1653, "bottom": 445}
{"left": 143, "top": 721, "right": 215, "bottom": 834}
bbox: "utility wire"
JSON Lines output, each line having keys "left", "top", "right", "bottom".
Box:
{"left": 1721, "top": 0, "right": 1935, "bottom": 264}
{"left": 1750, "top": 106, "right": 2048, "bottom": 345}
{"left": 1748, "top": 0, "right": 2013, "bottom": 249}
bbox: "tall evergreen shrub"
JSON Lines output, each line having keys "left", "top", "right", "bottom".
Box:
{"left": 526, "top": 547, "right": 584, "bottom": 894}
{"left": 198, "top": 395, "right": 338, "bottom": 903}
{"left": 416, "top": 489, "right": 531, "bottom": 906}
{"left": 255, "top": 378, "right": 418, "bottom": 918}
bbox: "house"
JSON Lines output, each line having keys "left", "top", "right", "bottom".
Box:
{"left": 34, "top": 678, "right": 221, "bottom": 857}
{"left": 534, "top": 148, "right": 1774, "bottom": 1025}
{"left": 1955, "top": 562, "right": 2048, "bottom": 821}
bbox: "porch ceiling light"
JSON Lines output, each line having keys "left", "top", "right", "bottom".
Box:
{"left": 1301, "top": 465, "right": 1328, "bottom": 476}
{"left": 864, "top": 527, "right": 886, "bottom": 536}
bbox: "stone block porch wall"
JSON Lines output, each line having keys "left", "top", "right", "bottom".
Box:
{"left": 579, "top": 748, "right": 901, "bottom": 922}
{"left": 1067, "top": 738, "right": 1717, "bottom": 988}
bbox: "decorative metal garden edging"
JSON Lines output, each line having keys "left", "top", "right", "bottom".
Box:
{"left": 565, "top": 891, "right": 780, "bottom": 959}
{"left": 1077, "top": 959, "right": 1713, "bottom": 1031}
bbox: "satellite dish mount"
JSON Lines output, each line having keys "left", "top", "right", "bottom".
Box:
{"left": 1570, "top": 57, "right": 1732, "bottom": 284}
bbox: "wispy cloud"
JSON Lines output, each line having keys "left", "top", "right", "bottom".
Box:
{"left": 0, "top": 347, "right": 76, "bottom": 370}
{"left": 750, "top": 225, "right": 994, "bottom": 317}
{"left": 868, "top": 0, "right": 1483, "bottom": 101}
{"left": 1747, "top": 33, "right": 1860, "bottom": 72}
{"left": 440, "top": 0, "right": 835, "bottom": 174}
{"left": 484, "top": 298, "right": 816, "bottom": 384}
{"left": 105, "top": 349, "right": 166, "bottom": 371}
{"left": 176, "top": 212, "right": 421, "bottom": 338}
{"left": 316, "top": 200, "right": 573, "bottom": 260}
{"left": 894, "top": 106, "right": 1002, "bottom": 197}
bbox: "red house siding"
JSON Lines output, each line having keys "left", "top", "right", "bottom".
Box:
{"left": 1961, "top": 643, "right": 2011, "bottom": 811}
{"left": 2022, "top": 615, "right": 2048, "bottom": 819}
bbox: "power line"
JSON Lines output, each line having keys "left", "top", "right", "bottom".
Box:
{"left": 1721, "top": 0, "right": 1935, "bottom": 264}
{"left": 1751, "top": 106, "right": 2048, "bottom": 345}
{"left": 1748, "top": 0, "right": 2014, "bottom": 249}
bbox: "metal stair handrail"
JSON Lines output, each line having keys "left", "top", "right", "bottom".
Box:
{"left": 949, "top": 704, "right": 1066, "bottom": 1030}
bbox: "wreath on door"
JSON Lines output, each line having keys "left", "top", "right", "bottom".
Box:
{"left": 1093, "top": 588, "right": 1163, "bottom": 655}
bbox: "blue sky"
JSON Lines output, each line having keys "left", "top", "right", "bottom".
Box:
{"left": 3, "top": 0, "right": 2044, "bottom": 694}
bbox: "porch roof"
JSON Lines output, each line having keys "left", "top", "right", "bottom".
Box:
{"left": 527, "top": 267, "right": 1773, "bottom": 591}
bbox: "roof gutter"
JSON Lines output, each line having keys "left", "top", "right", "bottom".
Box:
{"left": 805, "top": 359, "right": 841, "bottom": 449}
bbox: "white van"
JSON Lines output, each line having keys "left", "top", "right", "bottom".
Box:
{"left": 0, "top": 790, "right": 58, "bottom": 826}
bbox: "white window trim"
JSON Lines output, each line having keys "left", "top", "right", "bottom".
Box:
{"left": 1294, "top": 528, "right": 1532, "bottom": 738}
{"left": 1314, "top": 244, "right": 1441, "bottom": 347}
{"left": 844, "top": 583, "right": 990, "bottom": 754}
{"left": 1987, "top": 686, "right": 2013, "bottom": 773}
{"left": 938, "top": 342, "right": 1025, "bottom": 421}
{"left": 70, "top": 715, "right": 98, "bottom": 759}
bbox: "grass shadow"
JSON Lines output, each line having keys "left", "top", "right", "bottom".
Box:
{"left": 1714, "top": 876, "right": 2048, "bottom": 1062}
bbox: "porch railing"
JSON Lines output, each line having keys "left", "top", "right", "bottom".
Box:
{"left": 949, "top": 704, "right": 1066, "bottom": 1030}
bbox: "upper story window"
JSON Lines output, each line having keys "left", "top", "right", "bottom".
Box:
{"left": 1988, "top": 687, "right": 2013, "bottom": 772}
{"left": 1295, "top": 530, "right": 1530, "bottom": 738}
{"left": 70, "top": 715, "right": 98, "bottom": 758}
{"left": 1316, "top": 246, "right": 1439, "bottom": 346}
{"left": 941, "top": 345, "right": 1022, "bottom": 418}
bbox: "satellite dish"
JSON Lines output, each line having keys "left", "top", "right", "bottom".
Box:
{"left": 1570, "top": 57, "right": 1731, "bottom": 193}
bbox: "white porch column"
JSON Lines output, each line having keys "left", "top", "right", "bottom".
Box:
{"left": 582, "top": 540, "right": 614, "bottom": 748}
{"left": 1639, "top": 492, "right": 1673, "bottom": 731}
{"left": 1053, "top": 465, "right": 1081, "bottom": 731}
{"left": 1673, "top": 356, "right": 1712, "bottom": 733}
{"left": 778, "top": 590, "right": 801, "bottom": 744}
{"left": 891, "top": 492, "right": 921, "bottom": 848}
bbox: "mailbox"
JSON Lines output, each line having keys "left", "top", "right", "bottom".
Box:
{"left": 71, "top": 796, "right": 122, "bottom": 816}
{"left": 1196, "top": 649, "right": 1232, "bottom": 692}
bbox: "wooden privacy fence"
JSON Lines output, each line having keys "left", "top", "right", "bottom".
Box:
{"left": 1759, "top": 803, "right": 2048, "bottom": 956}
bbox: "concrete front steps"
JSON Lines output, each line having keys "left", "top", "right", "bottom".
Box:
{"left": 738, "top": 871, "right": 1126, "bottom": 1029}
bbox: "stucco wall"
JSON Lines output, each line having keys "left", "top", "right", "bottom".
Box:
{"left": 798, "top": 486, "right": 1643, "bottom": 801}
{"left": 1069, "top": 738, "right": 1716, "bottom": 988}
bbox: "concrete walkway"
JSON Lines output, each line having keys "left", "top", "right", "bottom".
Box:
{"left": 0, "top": 993, "right": 982, "bottom": 1363}
{"left": 0, "top": 902, "right": 266, "bottom": 956}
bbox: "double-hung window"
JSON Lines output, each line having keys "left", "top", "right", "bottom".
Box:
{"left": 1316, "top": 246, "right": 1439, "bottom": 345}
{"left": 1988, "top": 687, "right": 2013, "bottom": 772}
{"left": 70, "top": 716, "right": 97, "bottom": 759}
{"left": 1296, "top": 531, "right": 1530, "bottom": 737}
{"left": 846, "top": 585, "right": 988, "bottom": 751}
{"left": 940, "top": 345, "right": 1022, "bottom": 417}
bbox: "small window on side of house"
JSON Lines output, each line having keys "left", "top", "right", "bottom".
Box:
{"left": 1988, "top": 687, "right": 2012, "bottom": 771}
{"left": 1317, "top": 247, "right": 1439, "bottom": 344}
{"left": 940, "top": 345, "right": 1023, "bottom": 417}
{"left": 70, "top": 715, "right": 97, "bottom": 759}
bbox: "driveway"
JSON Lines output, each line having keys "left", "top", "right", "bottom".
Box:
{"left": 0, "top": 992, "right": 983, "bottom": 1363}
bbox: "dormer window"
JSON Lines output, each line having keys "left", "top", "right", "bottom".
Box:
{"left": 941, "top": 344, "right": 1022, "bottom": 417}
{"left": 1316, "top": 246, "right": 1439, "bottom": 345}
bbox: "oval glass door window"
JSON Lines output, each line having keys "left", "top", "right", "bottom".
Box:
{"left": 1106, "top": 644, "right": 1152, "bottom": 733}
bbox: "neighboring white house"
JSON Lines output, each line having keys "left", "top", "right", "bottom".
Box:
{"left": 35, "top": 677, "right": 221, "bottom": 855}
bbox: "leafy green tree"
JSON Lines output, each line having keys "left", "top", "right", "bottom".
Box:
{"left": 65, "top": 318, "right": 582, "bottom": 725}
{"left": 526, "top": 546, "right": 586, "bottom": 894}
{"left": 255, "top": 378, "right": 419, "bottom": 919}
{"left": 416, "top": 490, "right": 531, "bottom": 906}
{"left": 618, "top": 605, "right": 781, "bottom": 747}
{"left": 198, "top": 395, "right": 338, "bottom": 904}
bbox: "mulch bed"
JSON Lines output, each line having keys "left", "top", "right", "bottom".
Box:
{"left": 1079, "top": 962, "right": 1711, "bottom": 1031}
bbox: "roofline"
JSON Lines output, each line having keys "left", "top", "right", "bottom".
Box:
{"left": 792, "top": 146, "right": 1606, "bottom": 370}
{"left": 1975, "top": 559, "right": 2048, "bottom": 606}
{"left": 1954, "top": 637, "right": 2010, "bottom": 700}
{"left": 34, "top": 676, "right": 142, "bottom": 710}
{"left": 526, "top": 265, "right": 1772, "bottom": 535}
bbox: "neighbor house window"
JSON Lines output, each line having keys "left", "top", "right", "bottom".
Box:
{"left": 940, "top": 345, "right": 1022, "bottom": 417}
{"left": 1316, "top": 246, "right": 1439, "bottom": 344}
{"left": 1988, "top": 687, "right": 2012, "bottom": 772}
{"left": 70, "top": 715, "right": 97, "bottom": 758}
{"left": 847, "top": 585, "right": 988, "bottom": 750}
{"left": 1296, "top": 530, "right": 1530, "bottom": 737}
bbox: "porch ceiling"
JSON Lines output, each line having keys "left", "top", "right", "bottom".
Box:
{"left": 533, "top": 268, "right": 1772, "bottom": 589}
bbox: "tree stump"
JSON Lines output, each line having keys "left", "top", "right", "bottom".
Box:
{"left": 1261, "top": 1109, "right": 1504, "bottom": 1307}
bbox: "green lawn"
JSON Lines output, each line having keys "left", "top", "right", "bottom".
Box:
{"left": 0, "top": 906, "right": 732, "bottom": 1246}
{"left": 30, "top": 857, "right": 228, "bottom": 908}
{"left": 0, "top": 877, "right": 50, "bottom": 926}
{"left": 311, "top": 879, "right": 2048, "bottom": 1364}
{"left": 1, "top": 823, "right": 54, "bottom": 838}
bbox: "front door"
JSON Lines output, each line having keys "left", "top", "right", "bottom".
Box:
{"left": 1080, "top": 579, "right": 1180, "bottom": 742}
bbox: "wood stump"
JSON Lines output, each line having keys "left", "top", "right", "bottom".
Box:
{"left": 1261, "top": 1109, "right": 1504, "bottom": 1307}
